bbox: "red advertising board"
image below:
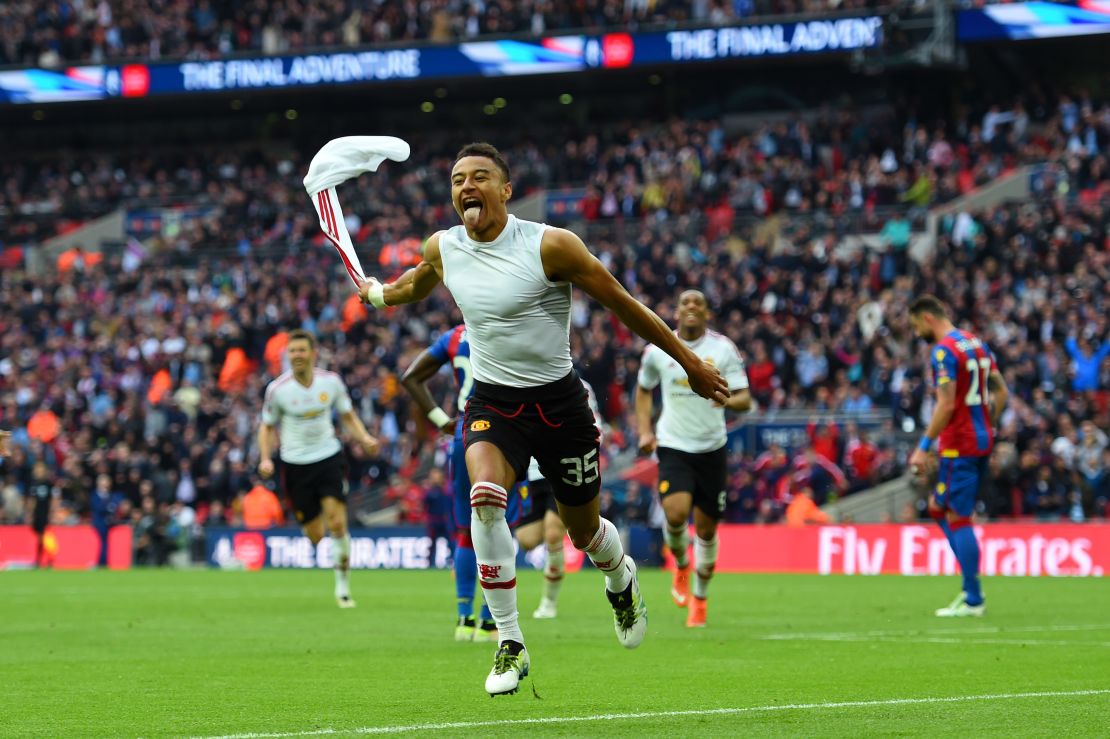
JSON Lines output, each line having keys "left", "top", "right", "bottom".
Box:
{"left": 674, "top": 524, "right": 1110, "bottom": 576}
{"left": 0, "top": 526, "right": 132, "bottom": 570}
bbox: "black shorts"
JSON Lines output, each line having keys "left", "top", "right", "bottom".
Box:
{"left": 518, "top": 477, "right": 559, "bottom": 528}
{"left": 281, "top": 451, "right": 348, "bottom": 524}
{"left": 464, "top": 371, "right": 601, "bottom": 507}
{"left": 656, "top": 445, "right": 729, "bottom": 520}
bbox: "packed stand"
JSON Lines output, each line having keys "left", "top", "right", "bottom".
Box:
{"left": 2, "top": 93, "right": 1110, "bottom": 545}
{"left": 0, "top": 0, "right": 901, "bottom": 68}
{"left": 9, "top": 89, "right": 1105, "bottom": 252}
{"left": 3, "top": 190, "right": 1109, "bottom": 545}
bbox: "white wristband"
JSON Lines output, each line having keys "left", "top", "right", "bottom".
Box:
{"left": 427, "top": 407, "right": 450, "bottom": 428}
{"left": 366, "top": 280, "right": 387, "bottom": 308}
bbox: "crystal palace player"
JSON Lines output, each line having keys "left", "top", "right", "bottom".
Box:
{"left": 908, "top": 295, "right": 1008, "bottom": 617}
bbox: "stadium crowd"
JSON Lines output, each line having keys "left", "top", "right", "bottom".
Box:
{"left": 0, "top": 0, "right": 899, "bottom": 68}
{"left": 5, "top": 88, "right": 1105, "bottom": 255}
{"left": 2, "top": 182, "right": 1108, "bottom": 546}
{"left": 1, "top": 83, "right": 1109, "bottom": 559}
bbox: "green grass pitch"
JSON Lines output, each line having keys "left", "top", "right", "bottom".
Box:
{"left": 2, "top": 567, "right": 1108, "bottom": 737}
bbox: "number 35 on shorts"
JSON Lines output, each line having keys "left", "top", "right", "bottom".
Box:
{"left": 560, "top": 448, "right": 599, "bottom": 487}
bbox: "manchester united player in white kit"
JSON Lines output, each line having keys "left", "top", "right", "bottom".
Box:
{"left": 636, "top": 290, "right": 751, "bottom": 628}
{"left": 258, "top": 329, "right": 379, "bottom": 608}
{"left": 356, "top": 143, "right": 729, "bottom": 696}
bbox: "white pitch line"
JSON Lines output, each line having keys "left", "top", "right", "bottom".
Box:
{"left": 761, "top": 634, "right": 1110, "bottom": 648}
{"left": 762, "top": 623, "right": 1110, "bottom": 640}
{"left": 190, "top": 689, "right": 1110, "bottom": 739}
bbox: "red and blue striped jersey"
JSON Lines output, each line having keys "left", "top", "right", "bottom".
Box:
{"left": 427, "top": 324, "right": 473, "bottom": 423}
{"left": 931, "top": 329, "right": 997, "bottom": 457}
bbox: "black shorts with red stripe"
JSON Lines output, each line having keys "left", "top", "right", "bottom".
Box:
{"left": 464, "top": 370, "right": 601, "bottom": 508}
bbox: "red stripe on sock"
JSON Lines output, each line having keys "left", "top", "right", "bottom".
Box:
{"left": 456, "top": 530, "right": 473, "bottom": 548}
{"left": 471, "top": 494, "right": 507, "bottom": 505}
{"left": 480, "top": 578, "right": 517, "bottom": 590}
{"left": 470, "top": 492, "right": 507, "bottom": 503}
{"left": 950, "top": 516, "right": 973, "bottom": 531}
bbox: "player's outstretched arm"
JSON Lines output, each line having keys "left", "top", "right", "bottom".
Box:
{"left": 359, "top": 233, "right": 445, "bottom": 307}
{"left": 541, "top": 228, "right": 729, "bottom": 404}
{"left": 401, "top": 349, "right": 455, "bottom": 434}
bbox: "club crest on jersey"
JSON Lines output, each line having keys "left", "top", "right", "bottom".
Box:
{"left": 659, "top": 480, "right": 670, "bottom": 493}
{"left": 319, "top": 392, "right": 329, "bottom": 403}
{"left": 470, "top": 420, "right": 491, "bottom": 432}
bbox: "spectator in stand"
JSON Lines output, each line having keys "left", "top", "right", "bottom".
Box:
{"left": 791, "top": 448, "right": 848, "bottom": 506}
{"left": 745, "top": 341, "right": 777, "bottom": 407}
{"left": 785, "top": 485, "right": 829, "bottom": 527}
{"left": 133, "top": 495, "right": 166, "bottom": 566}
{"left": 242, "top": 478, "right": 285, "bottom": 530}
{"left": 1066, "top": 334, "right": 1110, "bottom": 393}
{"left": 386, "top": 472, "right": 426, "bottom": 525}
{"left": 806, "top": 419, "right": 841, "bottom": 464}
{"left": 1027, "top": 464, "right": 1067, "bottom": 522}
{"left": 844, "top": 425, "right": 884, "bottom": 493}
{"left": 840, "top": 383, "right": 874, "bottom": 415}
{"left": 423, "top": 468, "right": 452, "bottom": 549}
{"left": 89, "top": 473, "right": 124, "bottom": 567}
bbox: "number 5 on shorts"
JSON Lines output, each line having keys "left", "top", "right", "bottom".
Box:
{"left": 560, "top": 448, "right": 599, "bottom": 487}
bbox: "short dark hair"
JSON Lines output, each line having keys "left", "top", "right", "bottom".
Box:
{"left": 908, "top": 294, "right": 948, "bottom": 318}
{"left": 287, "top": 328, "right": 316, "bottom": 349}
{"left": 454, "top": 142, "right": 511, "bottom": 182}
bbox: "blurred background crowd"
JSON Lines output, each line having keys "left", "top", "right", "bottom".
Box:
{"left": 0, "top": 0, "right": 1108, "bottom": 567}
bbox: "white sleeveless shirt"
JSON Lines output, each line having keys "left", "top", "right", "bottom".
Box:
{"left": 439, "top": 215, "right": 572, "bottom": 387}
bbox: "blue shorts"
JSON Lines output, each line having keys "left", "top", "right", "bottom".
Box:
{"left": 935, "top": 455, "right": 989, "bottom": 518}
{"left": 450, "top": 434, "right": 521, "bottom": 531}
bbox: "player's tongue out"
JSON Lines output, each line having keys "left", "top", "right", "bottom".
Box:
{"left": 463, "top": 197, "right": 481, "bottom": 227}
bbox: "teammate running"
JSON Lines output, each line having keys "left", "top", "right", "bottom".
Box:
{"left": 258, "top": 329, "right": 380, "bottom": 608}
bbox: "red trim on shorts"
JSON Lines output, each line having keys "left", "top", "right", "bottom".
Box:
{"left": 480, "top": 578, "right": 517, "bottom": 590}
{"left": 534, "top": 403, "right": 563, "bottom": 428}
{"left": 480, "top": 402, "right": 525, "bottom": 419}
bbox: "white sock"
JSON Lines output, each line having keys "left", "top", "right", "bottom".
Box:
{"left": 470, "top": 483, "right": 523, "bottom": 644}
{"left": 665, "top": 521, "right": 690, "bottom": 569}
{"left": 582, "top": 518, "right": 631, "bottom": 593}
{"left": 542, "top": 544, "right": 565, "bottom": 604}
{"left": 332, "top": 533, "right": 351, "bottom": 598}
{"left": 693, "top": 533, "right": 719, "bottom": 600}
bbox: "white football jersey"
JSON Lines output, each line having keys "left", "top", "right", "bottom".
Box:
{"left": 439, "top": 215, "right": 572, "bottom": 387}
{"left": 261, "top": 369, "right": 353, "bottom": 465}
{"left": 637, "top": 330, "right": 748, "bottom": 454}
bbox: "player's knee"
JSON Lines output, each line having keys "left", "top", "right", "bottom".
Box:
{"left": 470, "top": 483, "right": 508, "bottom": 524}
{"left": 567, "top": 528, "right": 595, "bottom": 551}
{"left": 694, "top": 523, "right": 716, "bottom": 541}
